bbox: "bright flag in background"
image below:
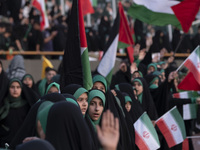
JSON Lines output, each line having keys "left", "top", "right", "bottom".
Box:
{"left": 32, "top": 0, "right": 49, "bottom": 30}
{"left": 41, "top": 56, "right": 53, "bottom": 79}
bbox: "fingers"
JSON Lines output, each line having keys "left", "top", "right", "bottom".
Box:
{"left": 96, "top": 125, "right": 102, "bottom": 138}
{"left": 109, "top": 110, "right": 114, "bottom": 128}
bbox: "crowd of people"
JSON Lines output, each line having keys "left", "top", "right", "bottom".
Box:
{"left": 0, "top": 0, "right": 200, "bottom": 150}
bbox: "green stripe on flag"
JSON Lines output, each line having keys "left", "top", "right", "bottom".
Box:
{"left": 171, "top": 108, "right": 186, "bottom": 139}
{"left": 118, "top": 41, "right": 129, "bottom": 49}
{"left": 81, "top": 48, "right": 93, "bottom": 90}
{"left": 128, "top": 4, "right": 182, "bottom": 29}
{"left": 141, "top": 112, "right": 160, "bottom": 145}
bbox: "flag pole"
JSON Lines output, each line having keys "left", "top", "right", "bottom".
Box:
{"left": 173, "top": 33, "right": 185, "bottom": 56}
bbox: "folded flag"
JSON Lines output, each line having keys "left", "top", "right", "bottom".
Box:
{"left": 134, "top": 112, "right": 160, "bottom": 150}
{"left": 156, "top": 106, "right": 186, "bottom": 148}
{"left": 173, "top": 91, "right": 200, "bottom": 99}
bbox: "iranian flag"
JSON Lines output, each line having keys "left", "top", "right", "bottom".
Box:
{"left": 118, "top": 2, "right": 134, "bottom": 64}
{"left": 32, "top": 0, "right": 49, "bottom": 30}
{"left": 79, "top": 0, "right": 93, "bottom": 90}
{"left": 183, "top": 104, "right": 197, "bottom": 120}
{"left": 81, "top": 0, "right": 94, "bottom": 16}
{"left": 156, "top": 106, "right": 186, "bottom": 148}
{"left": 97, "top": 11, "right": 119, "bottom": 85}
{"left": 173, "top": 91, "right": 200, "bottom": 99}
{"left": 134, "top": 112, "right": 160, "bottom": 150}
{"left": 178, "top": 72, "right": 200, "bottom": 91}
{"left": 179, "top": 46, "right": 200, "bottom": 85}
{"left": 128, "top": 0, "right": 200, "bottom": 33}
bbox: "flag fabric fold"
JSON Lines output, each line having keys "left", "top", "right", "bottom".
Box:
{"left": 81, "top": 0, "right": 94, "bottom": 16}
{"left": 183, "top": 104, "right": 197, "bottom": 120}
{"left": 173, "top": 91, "right": 200, "bottom": 99}
{"left": 41, "top": 56, "right": 53, "bottom": 79}
{"left": 134, "top": 112, "right": 160, "bottom": 150}
{"left": 156, "top": 106, "right": 186, "bottom": 148}
{"left": 97, "top": 11, "right": 120, "bottom": 85}
{"left": 32, "top": 0, "right": 49, "bottom": 30}
{"left": 128, "top": 0, "right": 200, "bottom": 33}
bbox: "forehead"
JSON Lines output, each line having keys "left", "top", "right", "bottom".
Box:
{"left": 93, "top": 81, "right": 104, "bottom": 87}
{"left": 79, "top": 92, "right": 88, "bottom": 98}
{"left": 47, "top": 70, "right": 56, "bottom": 74}
{"left": 133, "top": 81, "right": 140, "bottom": 85}
{"left": 10, "top": 81, "right": 20, "bottom": 86}
{"left": 91, "top": 97, "right": 102, "bottom": 102}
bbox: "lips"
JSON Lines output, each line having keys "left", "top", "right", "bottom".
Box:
{"left": 81, "top": 108, "right": 87, "bottom": 112}
{"left": 92, "top": 113, "right": 100, "bottom": 118}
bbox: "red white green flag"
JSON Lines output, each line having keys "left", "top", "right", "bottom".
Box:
{"left": 156, "top": 106, "right": 186, "bottom": 148}
{"left": 177, "top": 46, "right": 200, "bottom": 85}
{"left": 134, "top": 112, "right": 160, "bottom": 150}
{"left": 78, "top": 0, "right": 93, "bottom": 90}
{"left": 32, "top": 0, "right": 49, "bottom": 30}
{"left": 128, "top": 0, "right": 200, "bottom": 33}
{"left": 183, "top": 104, "right": 197, "bottom": 120}
{"left": 173, "top": 91, "right": 200, "bottom": 99}
{"left": 81, "top": 0, "right": 94, "bottom": 16}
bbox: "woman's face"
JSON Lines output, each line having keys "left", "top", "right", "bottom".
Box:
{"left": 153, "top": 79, "right": 159, "bottom": 86}
{"left": 147, "top": 66, "right": 155, "bottom": 74}
{"left": 125, "top": 101, "right": 131, "bottom": 112}
{"left": 92, "top": 82, "right": 106, "bottom": 93}
{"left": 23, "top": 77, "right": 33, "bottom": 88}
{"left": 77, "top": 93, "right": 88, "bottom": 115}
{"left": 0, "top": 64, "right": 2, "bottom": 74}
{"left": 133, "top": 81, "right": 143, "bottom": 95}
{"left": 47, "top": 86, "right": 59, "bottom": 94}
{"left": 88, "top": 97, "right": 104, "bottom": 121}
{"left": 9, "top": 81, "right": 22, "bottom": 98}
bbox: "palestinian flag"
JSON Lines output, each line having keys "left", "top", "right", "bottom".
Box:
{"left": 173, "top": 91, "right": 200, "bottom": 99}
{"left": 181, "top": 46, "right": 200, "bottom": 85}
{"left": 60, "top": 0, "right": 92, "bottom": 90}
{"left": 118, "top": 2, "right": 134, "bottom": 64}
{"left": 81, "top": 0, "right": 94, "bottom": 16}
{"left": 97, "top": 11, "right": 120, "bottom": 85}
{"left": 183, "top": 104, "right": 197, "bottom": 120}
{"left": 134, "top": 112, "right": 160, "bottom": 150}
{"left": 178, "top": 72, "right": 200, "bottom": 91}
{"left": 128, "top": 0, "right": 200, "bottom": 33}
{"left": 41, "top": 56, "right": 53, "bottom": 79}
{"left": 32, "top": 0, "right": 49, "bottom": 30}
{"left": 156, "top": 106, "right": 186, "bottom": 148}
{"left": 79, "top": 0, "right": 93, "bottom": 90}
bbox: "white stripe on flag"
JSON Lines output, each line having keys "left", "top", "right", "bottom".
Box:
{"left": 97, "top": 34, "right": 119, "bottom": 77}
{"left": 162, "top": 112, "right": 185, "bottom": 144}
{"left": 134, "top": 113, "right": 160, "bottom": 150}
{"left": 133, "top": 0, "right": 180, "bottom": 14}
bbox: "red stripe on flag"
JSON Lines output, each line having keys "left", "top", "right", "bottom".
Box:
{"left": 32, "top": 0, "right": 45, "bottom": 31}
{"left": 81, "top": 0, "right": 94, "bottom": 16}
{"left": 182, "top": 138, "right": 189, "bottom": 150}
{"left": 156, "top": 118, "right": 176, "bottom": 148}
{"left": 173, "top": 93, "right": 180, "bottom": 99}
{"left": 184, "top": 59, "right": 200, "bottom": 85}
{"left": 135, "top": 130, "right": 150, "bottom": 150}
{"left": 78, "top": 0, "right": 87, "bottom": 47}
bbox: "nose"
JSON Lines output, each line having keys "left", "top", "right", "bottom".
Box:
{"left": 95, "top": 105, "right": 100, "bottom": 111}
{"left": 82, "top": 100, "right": 87, "bottom": 106}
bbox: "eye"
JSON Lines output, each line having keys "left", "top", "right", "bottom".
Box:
{"left": 90, "top": 101, "right": 95, "bottom": 105}
{"left": 77, "top": 98, "right": 83, "bottom": 102}
{"left": 99, "top": 102, "right": 103, "bottom": 106}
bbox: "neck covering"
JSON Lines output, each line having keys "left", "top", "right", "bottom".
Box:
{"left": 61, "top": 84, "right": 88, "bottom": 99}
{"left": 132, "top": 77, "right": 158, "bottom": 120}
{"left": 22, "top": 74, "right": 38, "bottom": 94}
{"left": 45, "top": 82, "right": 60, "bottom": 94}
{"left": 15, "top": 139, "right": 55, "bottom": 150}
{"left": 45, "top": 102, "right": 92, "bottom": 150}
{"left": 6, "top": 55, "right": 26, "bottom": 80}
{"left": 92, "top": 75, "right": 108, "bottom": 92}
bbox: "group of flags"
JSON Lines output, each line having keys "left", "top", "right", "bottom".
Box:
{"left": 38, "top": 0, "right": 200, "bottom": 148}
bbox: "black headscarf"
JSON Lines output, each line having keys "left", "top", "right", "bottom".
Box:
{"left": 132, "top": 77, "right": 158, "bottom": 120}
{"left": 45, "top": 101, "right": 92, "bottom": 150}
{"left": 10, "top": 93, "right": 66, "bottom": 149}
{"left": 22, "top": 74, "right": 39, "bottom": 95}
{"left": 15, "top": 139, "right": 55, "bottom": 150}
{"left": 0, "top": 60, "right": 9, "bottom": 107}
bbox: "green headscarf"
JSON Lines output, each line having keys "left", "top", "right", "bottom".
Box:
{"left": 45, "top": 82, "right": 60, "bottom": 94}
{"left": 37, "top": 101, "right": 54, "bottom": 134}
{"left": 87, "top": 90, "right": 106, "bottom": 131}
{"left": 38, "top": 78, "right": 47, "bottom": 96}
{"left": 147, "top": 63, "right": 157, "bottom": 71}
{"left": 149, "top": 77, "right": 159, "bottom": 89}
{"left": 125, "top": 95, "right": 132, "bottom": 103}
{"left": 152, "top": 71, "right": 161, "bottom": 76}
{"left": 132, "top": 78, "right": 143, "bottom": 103}
{"left": 92, "top": 75, "right": 108, "bottom": 92}
{"left": 22, "top": 74, "right": 34, "bottom": 82}
{"left": 66, "top": 98, "right": 79, "bottom": 107}
{"left": 73, "top": 87, "right": 88, "bottom": 99}
{"left": 0, "top": 79, "right": 26, "bottom": 121}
